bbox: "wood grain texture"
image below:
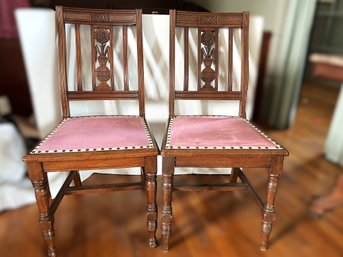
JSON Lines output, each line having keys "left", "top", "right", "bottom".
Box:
{"left": 3, "top": 83, "right": 342, "bottom": 257}
{"left": 56, "top": 6, "right": 70, "bottom": 118}
{"left": 163, "top": 10, "right": 286, "bottom": 252}
{"left": 123, "top": 25, "right": 129, "bottom": 91}
{"left": 239, "top": 12, "right": 249, "bottom": 119}
{"left": 23, "top": 7, "right": 158, "bottom": 256}
{"left": 169, "top": 10, "right": 250, "bottom": 111}
{"left": 228, "top": 28, "right": 233, "bottom": 91}
{"left": 183, "top": 27, "right": 189, "bottom": 91}
{"left": 75, "top": 24, "right": 83, "bottom": 92}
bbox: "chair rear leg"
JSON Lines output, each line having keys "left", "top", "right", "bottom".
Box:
{"left": 73, "top": 170, "right": 82, "bottom": 187}
{"left": 229, "top": 167, "right": 239, "bottom": 183}
{"left": 27, "top": 162, "right": 57, "bottom": 257}
{"left": 161, "top": 157, "right": 175, "bottom": 252}
{"left": 141, "top": 167, "right": 146, "bottom": 183}
{"left": 261, "top": 157, "right": 284, "bottom": 251}
{"left": 144, "top": 157, "right": 157, "bottom": 248}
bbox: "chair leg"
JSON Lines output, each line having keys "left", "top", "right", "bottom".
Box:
{"left": 261, "top": 157, "right": 284, "bottom": 251}
{"left": 161, "top": 157, "right": 175, "bottom": 252}
{"left": 141, "top": 167, "right": 146, "bottom": 183}
{"left": 73, "top": 170, "right": 82, "bottom": 187}
{"left": 144, "top": 157, "right": 157, "bottom": 248}
{"left": 27, "top": 163, "right": 56, "bottom": 257}
{"left": 229, "top": 167, "right": 239, "bottom": 183}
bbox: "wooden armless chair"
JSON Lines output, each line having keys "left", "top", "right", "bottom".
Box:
{"left": 23, "top": 6, "right": 159, "bottom": 256}
{"left": 161, "top": 10, "right": 289, "bottom": 252}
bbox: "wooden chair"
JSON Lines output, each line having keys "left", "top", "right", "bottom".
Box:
{"left": 161, "top": 10, "right": 289, "bottom": 251}
{"left": 23, "top": 6, "right": 159, "bottom": 256}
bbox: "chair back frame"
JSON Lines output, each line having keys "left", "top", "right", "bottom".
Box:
{"left": 169, "top": 10, "right": 249, "bottom": 118}
{"left": 56, "top": 6, "right": 145, "bottom": 118}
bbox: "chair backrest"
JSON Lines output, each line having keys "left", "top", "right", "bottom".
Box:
{"left": 169, "top": 10, "right": 249, "bottom": 118}
{"left": 56, "top": 6, "right": 145, "bottom": 118}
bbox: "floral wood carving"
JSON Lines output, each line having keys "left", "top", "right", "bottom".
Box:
{"left": 91, "top": 13, "right": 110, "bottom": 22}
{"left": 200, "top": 30, "right": 216, "bottom": 91}
{"left": 200, "top": 16, "right": 219, "bottom": 24}
{"left": 95, "top": 28, "right": 111, "bottom": 90}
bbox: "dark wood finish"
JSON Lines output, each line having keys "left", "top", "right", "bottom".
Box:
{"left": 94, "top": 27, "right": 112, "bottom": 91}
{"left": 183, "top": 27, "right": 189, "bottom": 91}
{"left": 67, "top": 91, "right": 138, "bottom": 100}
{"left": 161, "top": 10, "right": 288, "bottom": 252}
{"left": 161, "top": 156, "right": 175, "bottom": 252}
{"left": 123, "top": 25, "right": 129, "bottom": 91}
{"left": 56, "top": 7, "right": 145, "bottom": 118}
{"left": 228, "top": 28, "right": 233, "bottom": 91}
{"left": 168, "top": 10, "right": 250, "bottom": 118}
{"left": 52, "top": 0, "right": 184, "bottom": 14}
{"left": 23, "top": 6, "right": 158, "bottom": 256}
{"left": 2, "top": 82, "right": 342, "bottom": 257}
{"left": 75, "top": 24, "right": 83, "bottom": 91}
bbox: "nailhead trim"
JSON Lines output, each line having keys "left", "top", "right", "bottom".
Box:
{"left": 31, "top": 115, "right": 154, "bottom": 154}
{"left": 165, "top": 115, "right": 285, "bottom": 150}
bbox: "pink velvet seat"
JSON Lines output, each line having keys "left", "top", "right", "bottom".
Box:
{"left": 23, "top": 8, "right": 159, "bottom": 256}
{"left": 32, "top": 116, "right": 153, "bottom": 154}
{"left": 166, "top": 116, "right": 280, "bottom": 150}
{"left": 161, "top": 10, "right": 289, "bottom": 253}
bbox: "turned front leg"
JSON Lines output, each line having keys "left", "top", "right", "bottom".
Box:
{"left": 261, "top": 157, "right": 284, "bottom": 251}
{"left": 27, "top": 162, "right": 56, "bottom": 257}
{"left": 161, "top": 157, "right": 175, "bottom": 252}
{"left": 144, "top": 157, "right": 157, "bottom": 248}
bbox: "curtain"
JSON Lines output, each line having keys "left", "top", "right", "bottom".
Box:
{"left": 325, "top": 85, "right": 343, "bottom": 166}
{"left": 263, "top": 0, "right": 317, "bottom": 128}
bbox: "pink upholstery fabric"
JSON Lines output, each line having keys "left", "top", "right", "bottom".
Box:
{"left": 168, "top": 116, "right": 277, "bottom": 148}
{"left": 34, "top": 116, "right": 151, "bottom": 153}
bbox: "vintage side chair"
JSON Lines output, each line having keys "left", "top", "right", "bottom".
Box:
{"left": 23, "top": 6, "right": 159, "bottom": 256}
{"left": 161, "top": 10, "right": 289, "bottom": 251}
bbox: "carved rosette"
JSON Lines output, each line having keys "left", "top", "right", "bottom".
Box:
{"left": 200, "top": 30, "right": 216, "bottom": 91}
{"left": 95, "top": 28, "right": 111, "bottom": 90}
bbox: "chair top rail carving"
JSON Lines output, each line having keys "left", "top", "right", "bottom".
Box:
{"left": 56, "top": 6, "right": 145, "bottom": 118}
{"left": 169, "top": 10, "right": 249, "bottom": 118}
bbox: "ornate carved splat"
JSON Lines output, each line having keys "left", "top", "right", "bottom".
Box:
{"left": 200, "top": 30, "right": 216, "bottom": 91}
{"left": 94, "top": 28, "right": 112, "bottom": 90}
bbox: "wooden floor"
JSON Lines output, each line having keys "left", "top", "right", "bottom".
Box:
{"left": 1, "top": 82, "right": 342, "bottom": 257}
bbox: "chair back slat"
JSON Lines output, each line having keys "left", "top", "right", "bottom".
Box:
{"left": 90, "top": 25, "right": 97, "bottom": 91}
{"left": 56, "top": 6, "right": 144, "bottom": 117}
{"left": 240, "top": 13, "right": 249, "bottom": 118}
{"left": 197, "top": 28, "right": 201, "bottom": 91}
{"left": 170, "top": 10, "right": 249, "bottom": 118}
{"left": 75, "top": 24, "right": 83, "bottom": 91}
{"left": 228, "top": 28, "right": 233, "bottom": 91}
{"left": 108, "top": 26, "right": 115, "bottom": 90}
{"left": 214, "top": 28, "right": 219, "bottom": 91}
{"left": 123, "top": 25, "right": 129, "bottom": 91}
{"left": 183, "top": 27, "right": 189, "bottom": 91}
